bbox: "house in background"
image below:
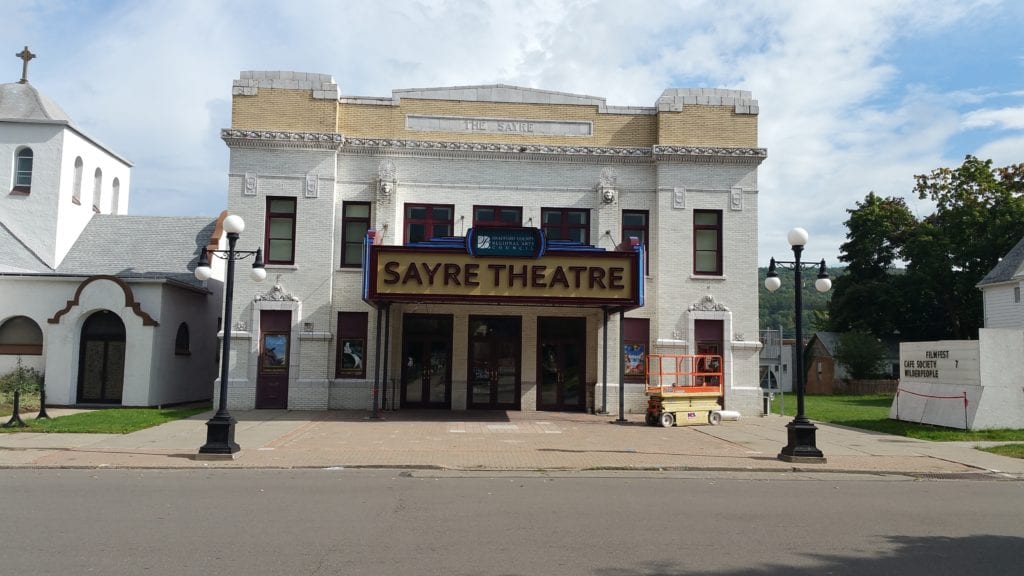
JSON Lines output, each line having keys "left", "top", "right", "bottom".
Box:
{"left": 804, "top": 331, "right": 898, "bottom": 395}
{"left": 0, "top": 51, "right": 222, "bottom": 407}
{"left": 978, "top": 236, "right": 1024, "bottom": 329}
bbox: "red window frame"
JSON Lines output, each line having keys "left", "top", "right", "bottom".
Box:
{"left": 265, "top": 197, "right": 297, "bottom": 265}
{"left": 404, "top": 203, "right": 454, "bottom": 244}
{"left": 541, "top": 208, "right": 590, "bottom": 243}
{"left": 340, "top": 202, "right": 371, "bottom": 268}
{"left": 622, "top": 209, "right": 649, "bottom": 275}
{"left": 472, "top": 205, "right": 523, "bottom": 228}
{"left": 693, "top": 210, "right": 722, "bottom": 275}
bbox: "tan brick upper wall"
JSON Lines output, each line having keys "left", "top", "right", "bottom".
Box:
{"left": 231, "top": 88, "right": 337, "bottom": 133}
{"left": 339, "top": 99, "right": 658, "bottom": 147}
{"left": 231, "top": 85, "right": 757, "bottom": 148}
{"left": 657, "top": 106, "right": 758, "bottom": 147}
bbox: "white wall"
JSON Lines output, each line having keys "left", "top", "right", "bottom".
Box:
{"left": 0, "top": 123, "right": 65, "bottom": 268}
{"left": 982, "top": 282, "right": 1024, "bottom": 329}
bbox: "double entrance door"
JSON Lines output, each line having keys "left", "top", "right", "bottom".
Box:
{"left": 401, "top": 314, "right": 453, "bottom": 408}
{"left": 537, "top": 317, "right": 586, "bottom": 412}
{"left": 468, "top": 316, "right": 521, "bottom": 410}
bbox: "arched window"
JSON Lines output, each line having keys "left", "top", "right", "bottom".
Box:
{"left": 12, "top": 147, "right": 33, "bottom": 194}
{"left": 92, "top": 168, "right": 102, "bottom": 212}
{"left": 72, "top": 157, "right": 83, "bottom": 204}
{"left": 0, "top": 316, "right": 43, "bottom": 355}
{"left": 174, "top": 322, "right": 190, "bottom": 355}
{"left": 111, "top": 177, "right": 120, "bottom": 214}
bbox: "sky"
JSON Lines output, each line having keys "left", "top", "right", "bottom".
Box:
{"left": 4, "top": 0, "right": 1023, "bottom": 264}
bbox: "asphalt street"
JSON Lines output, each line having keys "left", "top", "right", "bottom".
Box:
{"left": 1, "top": 468, "right": 1021, "bottom": 576}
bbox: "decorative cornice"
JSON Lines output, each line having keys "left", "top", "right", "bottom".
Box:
{"left": 221, "top": 128, "right": 767, "bottom": 162}
{"left": 654, "top": 145, "right": 767, "bottom": 164}
{"left": 221, "top": 129, "right": 344, "bottom": 150}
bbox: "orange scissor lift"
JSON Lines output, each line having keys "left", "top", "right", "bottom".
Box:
{"left": 644, "top": 354, "right": 724, "bottom": 427}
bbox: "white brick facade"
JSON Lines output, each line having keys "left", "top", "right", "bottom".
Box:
{"left": 219, "top": 73, "right": 766, "bottom": 416}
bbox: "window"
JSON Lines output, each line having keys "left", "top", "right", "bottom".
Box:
{"left": 336, "top": 312, "right": 368, "bottom": 378}
{"left": 1015, "top": 286, "right": 1021, "bottom": 304}
{"left": 111, "top": 178, "right": 120, "bottom": 214}
{"left": 72, "top": 157, "right": 83, "bottom": 204}
{"left": 174, "top": 323, "right": 190, "bottom": 355}
{"left": 473, "top": 205, "right": 522, "bottom": 228}
{"left": 265, "top": 197, "right": 297, "bottom": 264}
{"left": 340, "top": 202, "right": 371, "bottom": 268}
{"left": 693, "top": 210, "right": 722, "bottom": 275}
{"left": 92, "top": 168, "right": 102, "bottom": 212}
{"left": 541, "top": 208, "right": 590, "bottom": 243}
{"left": 0, "top": 316, "right": 43, "bottom": 355}
{"left": 12, "top": 148, "right": 33, "bottom": 193}
{"left": 622, "top": 210, "right": 649, "bottom": 275}
{"left": 404, "top": 203, "right": 453, "bottom": 244}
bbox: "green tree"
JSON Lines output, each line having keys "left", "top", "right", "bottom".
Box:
{"left": 1, "top": 357, "right": 43, "bottom": 428}
{"left": 907, "top": 156, "right": 1024, "bottom": 338}
{"left": 834, "top": 331, "right": 887, "bottom": 379}
{"left": 827, "top": 193, "right": 917, "bottom": 339}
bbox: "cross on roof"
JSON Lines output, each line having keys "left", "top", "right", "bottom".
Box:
{"left": 16, "top": 46, "right": 36, "bottom": 84}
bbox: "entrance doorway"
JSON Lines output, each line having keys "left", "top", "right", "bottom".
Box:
{"left": 257, "top": 310, "right": 291, "bottom": 409}
{"left": 467, "top": 316, "right": 521, "bottom": 410}
{"left": 401, "top": 314, "right": 453, "bottom": 409}
{"left": 695, "top": 319, "right": 724, "bottom": 401}
{"left": 537, "top": 316, "right": 586, "bottom": 411}
{"left": 77, "top": 310, "right": 126, "bottom": 404}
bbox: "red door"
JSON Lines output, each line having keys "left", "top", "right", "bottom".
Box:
{"left": 257, "top": 310, "right": 290, "bottom": 409}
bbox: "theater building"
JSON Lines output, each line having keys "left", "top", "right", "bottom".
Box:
{"left": 215, "top": 71, "right": 765, "bottom": 416}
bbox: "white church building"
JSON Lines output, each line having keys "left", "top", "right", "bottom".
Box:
{"left": 0, "top": 48, "right": 221, "bottom": 407}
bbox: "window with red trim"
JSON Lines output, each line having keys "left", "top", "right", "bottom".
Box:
{"left": 541, "top": 208, "right": 589, "bottom": 243}
{"left": 693, "top": 210, "right": 722, "bottom": 275}
{"left": 265, "top": 197, "right": 297, "bottom": 264}
{"left": 404, "top": 203, "right": 453, "bottom": 244}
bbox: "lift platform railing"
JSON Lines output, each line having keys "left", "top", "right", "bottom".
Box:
{"left": 644, "top": 354, "right": 723, "bottom": 395}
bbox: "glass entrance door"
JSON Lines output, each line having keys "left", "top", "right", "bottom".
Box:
{"left": 468, "top": 316, "right": 521, "bottom": 410}
{"left": 401, "top": 314, "right": 453, "bottom": 408}
{"left": 536, "top": 317, "right": 586, "bottom": 411}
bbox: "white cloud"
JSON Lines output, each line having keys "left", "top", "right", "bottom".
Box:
{"left": 962, "top": 107, "right": 1024, "bottom": 130}
{"left": 4, "top": 0, "right": 1017, "bottom": 264}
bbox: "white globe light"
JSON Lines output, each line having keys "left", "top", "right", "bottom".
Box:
{"left": 194, "top": 265, "right": 212, "bottom": 281}
{"left": 787, "top": 227, "right": 809, "bottom": 247}
{"left": 765, "top": 276, "right": 782, "bottom": 292}
{"left": 815, "top": 277, "right": 832, "bottom": 293}
{"left": 251, "top": 266, "right": 267, "bottom": 282}
{"left": 223, "top": 214, "right": 245, "bottom": 234}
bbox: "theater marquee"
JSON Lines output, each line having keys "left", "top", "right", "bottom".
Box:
{"left": 362, "top": 231, "right": 644, "bottom": 308}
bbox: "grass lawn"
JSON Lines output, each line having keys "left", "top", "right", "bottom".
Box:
{"left": 1, "top": 403, "right": 210, "bottom": 434}
{"left": 980, "top": 444, "right": 1024, "bottom": 459}
{"left": 780, "top": 394, "right": 1024, "bottom": 442}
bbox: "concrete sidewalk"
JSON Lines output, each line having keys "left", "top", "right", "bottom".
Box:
{"left": 1, "top": 409, "right": 1022, "bottom": 478}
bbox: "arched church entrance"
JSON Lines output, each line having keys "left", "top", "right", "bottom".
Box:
{"left": 77, "top": 310, "right": 126, "bottom": 404}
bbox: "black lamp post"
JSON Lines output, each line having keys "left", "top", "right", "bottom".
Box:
{"left": 764, "top": 227, "right": 831, "bottom": 463}
{"left": 194, "top": 214, "right": 266, "bottom": 456}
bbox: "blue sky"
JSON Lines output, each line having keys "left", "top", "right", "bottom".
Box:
{"left": 4, "top": 0, "right": 1022, "bottom": 263}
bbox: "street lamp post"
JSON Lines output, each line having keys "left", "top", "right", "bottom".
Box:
{"left": 194, "top": 214, "right": 266, "bottom": 456}
{"left": 764, "top": 227, "right": 831, "bottom": 463}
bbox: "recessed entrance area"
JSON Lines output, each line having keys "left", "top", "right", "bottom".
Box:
{"left": 401, "top": 314, "right": 453, "bottom": 409}
{"left": 537, "top": 316, "right": 586, "bottom": 411}
{"left": 467, "top": 315, "right": 521, "bottom": 410}
{"left": 77, "top": 310, "right": 125, "bottom": 404}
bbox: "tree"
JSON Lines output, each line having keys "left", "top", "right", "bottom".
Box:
{"left": 907, "top": 156, "right": 1024, "bottom": 338}
{"left": 834, "top": 331, "right": 887, "bottom": 380}
{"left": 1, "top": 357, "right": 43, "bottom": 428}
{"left": 826, "top": 157, "right": 1024, "bottom": 341}
{"left": 827, "top": 193, "right": 917, "bottom": 338}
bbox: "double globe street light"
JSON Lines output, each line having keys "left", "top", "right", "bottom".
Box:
{"left": 764, "top": 227, "right": 831, "bottom": 463}
{"left": 194, "top": 214, "right": 266, "bottom": 457}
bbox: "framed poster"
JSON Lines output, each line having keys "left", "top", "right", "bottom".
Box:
{"left": 262, "top": 334, "right": 288, "bottom": 369}
{"left": 339, "top": 338, "right": 365, "bottom": 374}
